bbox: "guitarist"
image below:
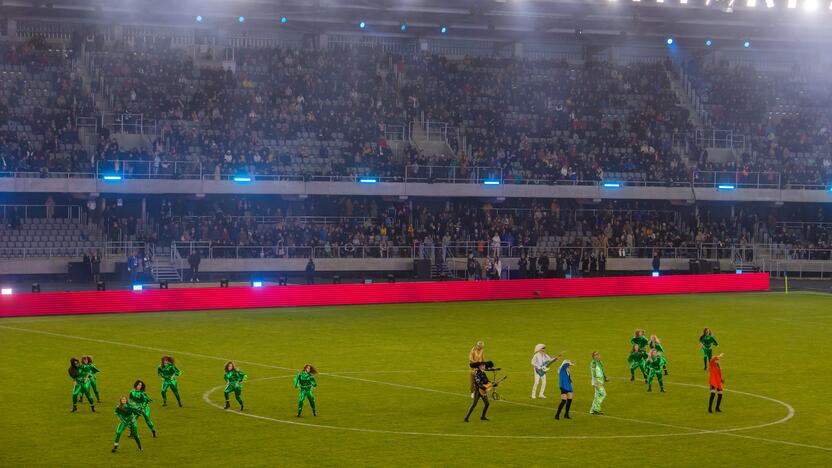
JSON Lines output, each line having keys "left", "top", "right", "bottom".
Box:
{"left": 531, "top": 344, "right": 564, "bottom": 399}
{"left": 465, "top": 363, "right": 499, "bottom": 422}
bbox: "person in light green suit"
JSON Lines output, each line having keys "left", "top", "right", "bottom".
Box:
{"left": 590, "top": 351, "right": 608, "bottom": 415}
{"left": 295, "top": 364, "right": 318, "bottom": 417}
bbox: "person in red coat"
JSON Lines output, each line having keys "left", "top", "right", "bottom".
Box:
{"left": 708, "top": 353, "right": 725, "bottom": 413}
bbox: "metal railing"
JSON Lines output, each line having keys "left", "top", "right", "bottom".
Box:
{"left": 693, "top": 170, "right": 782, "bottom": 189}
{"left": 100, "top": 113, "right": 158, "bottom": 135}
{"left": 509, "top": 244, "right": 738, "bottom": 261}
{"left": 695, "top": 129, "right": 746, "bottom": 152}
{"left": 384, "top": 124, "right": 409, "bottom": 142}
{"left": 0, "top": 241, "right": 145, "bottom": 259}
{"left": 169, "top": 215, "right": 374, "bottom": 227}
{"left": 96, "top": 160, "right": 203, "bottom": 180}
{"left": 1, "top": 163, "right": 830, "bottom": 192}
{"left": 0, "top": 204, "right": 82, "bottom": 221}
{"left": 404, "top": 165, "right": 502, "bottom": 183}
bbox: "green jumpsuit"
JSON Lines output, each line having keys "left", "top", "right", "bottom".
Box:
{"left": 158, "top": 364, "right": 182, "bottom": 406}
{"left": 590, "top": 359, "right": 607, "bottom": 414}
{"left": 80, "top": 363, "right": 101, "bottom": 402}
{"left": 113, "top": 403, "right": 143, "bottom": 449}
{"left": 224, "top": 370, "right": 247, "bottom": 407}
{"left": 71, "top": 369, "right": 93, "bottom": 407}
{"left": 630, "top": 334, "right": 649, "bottom": 350}
{"left": 700, "top": 335, "right": 718, "bottom": 369}
{"left": 647, "top": 355, "right": 668, "bottom": 391}
{"left": 294, "top": 371, "right": 317, "bottom": 415}
{"left": 627, "top": 350, "right": 648, "bottom": 381}
{"left": 649, "top": 341, "right": 669, "bottom": 373}
{"left": 129, "top": 389, "right": 156, "bottom": 433}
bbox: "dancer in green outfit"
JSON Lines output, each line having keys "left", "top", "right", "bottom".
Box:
{"left": 69, "top": 357, "right": 95, "bottom": 413}
{"left": 648, "top": 335, "right": 669, "bottom": 375}
{"left": 129, "top": 380, "right": 156, "bottom": 437}
{"left": 223, "top": 361, "right": 247, "bottom": 410}
{"left": 699, "top": 328, "right": 719, "bottom": 370}
{"left": 627, "top": 345, "right": 648, "bottom": 383}
{"left": 630, "top": 329, "right": 649, "bottom": 350}
{"left": 646, "top": 349, "right": 667, "bottom": 393}
{"left": 294, "top": 364, "right": 318, "bottom": 417}
{"left": 158, "top": 356, "right": 182, "bottom": 407}
{"left": 590, "top": 351, "right": 608, "bottom": 415}
{"left": 112, "top": 396, "right": 143, "bottom": 453}
{"left": 80, "top": 356, "right": 101, "bottom": 403}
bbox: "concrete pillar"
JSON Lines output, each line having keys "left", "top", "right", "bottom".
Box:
{"left": 317, "top": 33, "right": 329, "bottom": 50}
{"left": 7, "top": 19, "right": 17, "bottom": 39}
{"left": 513, "top": 42, "right": 524, "bottom": 58}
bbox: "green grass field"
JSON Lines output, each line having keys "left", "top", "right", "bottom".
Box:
{"left": 1, "top": 291, "right": 831, "bottom": 467}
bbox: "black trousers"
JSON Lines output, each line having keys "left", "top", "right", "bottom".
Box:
{"left": 465, "top": 392, "right": 490, "bottom": 420}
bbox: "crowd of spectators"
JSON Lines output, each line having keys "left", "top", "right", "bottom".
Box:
{"left": 134, "top": 195, "right": 780, "bottom": 262}
{"left": 683, "top": 59, "right": 832, "bottom": 186}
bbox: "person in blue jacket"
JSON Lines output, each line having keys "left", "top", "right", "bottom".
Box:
{"left": 555, "top": 360, "right": 573, "bottom": 420}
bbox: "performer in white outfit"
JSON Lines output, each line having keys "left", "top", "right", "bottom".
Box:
{"left": 531, "top": 344, "right": 564, "bottom": 399}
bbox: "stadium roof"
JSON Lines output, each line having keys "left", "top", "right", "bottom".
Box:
{"left": 2, "top": 0, "right": 830, "bottom": 48}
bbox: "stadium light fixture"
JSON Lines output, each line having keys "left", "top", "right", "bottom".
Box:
{"left": 1, "top": 287, "right": 12, "bottom": 295}
{"left": 787, "top": 0, "right": 797, "bottom": 7}
{"left": 103, "top": 175, "right": 122, "bottom": 181}
{"left": 440, "top": 26, "right": 448, "bottom": 34}
{"left": 359, "top": 178, "right": 378, "bottom": 184}
{"left": 238, "top": 16, "right": 245, "bottom": 23}
{"left": 603, "top": 182, "right": 622, "bottom": 188}
{"left": 766, "top": 0, "right": 776, "bottom": 7}
{"left": 736, "top": 269, "right": 743, "bottom": 274}
{"left": 827, "top": 185, "right": 832, "bottom": 192}
{"left": 706, "top": 39, "right": 713, "bottom": 46}
{"left": 718, "top": 184, "right": 736, "bottom": 190}
{"left": 680, "top": 0, "right": 688, "bottom": 3}
{"left": 657, "top": 0, "right": 664, "bottom": 3}
{"left": 666, "top": 38, "right": 674, "bottom": 45}
{"left": 232, "top": 176, "right": 252, "bottom": 183}
{"left": 829, "top": 0, "right": 832, "bottom": 10}
{"left": 483, "top": 179, "right": 501, "bottom": 185}
{"left": 132, "top": 284, "right": 143, "bottom": 291}
{"left": 747, "top": 0, "right": 757, "bottom": 6}
{"left": 652, "top": 272, "right": 660, "bottom": 277}
{"left": 251, "top": 281, "right": 263, "bottom": 288}
{"left": 400, "top": 23, "right": 407, "bottom": 31}
{"left": 804, "top": 0, "right": 819, "bottom": 10}
{"left": 359, "top": 21, "right": 366, "bottom": 29}
{"left": 280, "top": 16, "right": 288, "bottom": 24}
{"left": 195, "top": 15, "right": 203, "bottom": 22}
{"left": 743, "top": 41, "right": 751, "bottom": 48}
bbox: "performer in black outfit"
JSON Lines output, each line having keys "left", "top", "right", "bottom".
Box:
{"left": 465, "top": 363, "right": 492, "bottom": 422}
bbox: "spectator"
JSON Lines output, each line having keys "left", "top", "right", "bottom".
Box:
{"left": 305, "top": 258, "right": 316, "bottom": 285}
{"left": 188, "top": 250, "right": 201, "bottom": 282}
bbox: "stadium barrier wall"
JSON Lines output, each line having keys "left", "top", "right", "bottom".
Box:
{"left": 0, "top": 273, "right": 769, "bottom": 318}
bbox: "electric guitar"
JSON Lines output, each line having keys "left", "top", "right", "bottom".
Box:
{"left": 478, "top": 376, "right": 508, "bottom": 397}
{"left": 535, "top": 361, "right": 554, "bottom": 377}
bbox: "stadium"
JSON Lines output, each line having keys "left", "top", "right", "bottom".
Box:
{"left": 0, "top": 0, "right": 831, "bottom": 466}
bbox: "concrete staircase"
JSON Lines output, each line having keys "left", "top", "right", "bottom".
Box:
{"left": 148, "top": 245, "right": 182, "bottom": 283}
{"left": 410, "top": 122, "right": 455, "bottom": 158}
{"left": 666, "top": 69, "right": 705, "bottom": 129}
